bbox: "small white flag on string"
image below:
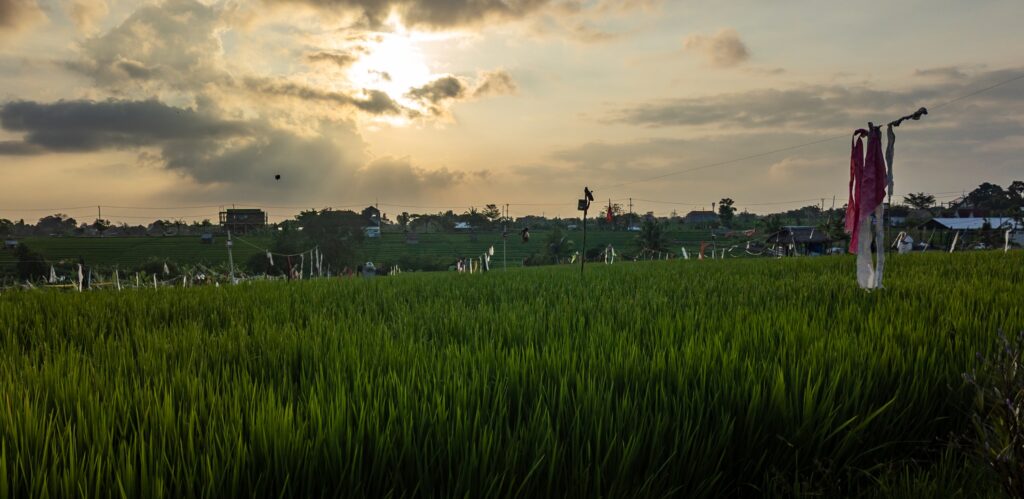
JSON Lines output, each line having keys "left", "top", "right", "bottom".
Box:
{"left": 950, "top": 231, "right": 959, "bottom": 253}
{"left": 115, "top": 270, "right": 121, "bottom": 291}
{"left": 49, "top": 266, "right": 56, "bottom": 284}
{"left": 163, "top": 262, "right": 170, "bottom": 275}
{"left": 681, "top": 247, "right": 689, "bottom": 260}
{"left": 267, "top": 250, "right": 273, "bottom": 266}
{"left": 1006, "top": 230, "right": 1012, "bottom": 253}
{"left": 76, "top": 264, "right": 83, "bottom": 292}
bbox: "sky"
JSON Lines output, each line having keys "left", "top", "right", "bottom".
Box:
{"left": 0, "top": 0, "right": 1022, "bottom": 224}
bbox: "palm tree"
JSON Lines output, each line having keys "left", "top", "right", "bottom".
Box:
{"left": 637, "top": 217, "right": 668, "bottom": 252}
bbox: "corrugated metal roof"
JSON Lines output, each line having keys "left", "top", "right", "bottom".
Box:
{"left": 928, "top": 218, "right": 1021, "bottom": 230}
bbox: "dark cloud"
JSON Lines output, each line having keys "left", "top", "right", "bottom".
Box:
{"left": 607, "top": 67, "right": 1024, "bottom": 129}
{"left": 683, "top": 28, "right": 749, "bottom": 68}
{"left": 0, "top": 140, "right": 44, "bottom": 155}
{"left": 267, "top": 0, "right": 554, "bottom": 29}
{"left": 0, "top": 0, "right": 44, "bottom": 35}
{"left": 242, "top": 76, "right": 404, "bottom": 115}
{"left": 404, "top": 72, "right": 517, "bottom": 116}
{"left": 405, "top": 75, "right": 467, "bottom": 116}
{"left": 472, "top": 70, "right": 517, "bottom": 97}
{"left": 407, "top": 75, "right": 466, "bottom": 102}
{"left": 0, "top": 98, "right": 466, "bottom": 203}
{"left": 306, "top": 50, "right": 362, "bottom": 68}
{"left": 0, "top": 99, "right": 249, "bottom": 153}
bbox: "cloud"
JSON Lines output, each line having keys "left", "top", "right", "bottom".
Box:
{"left": 0, "top": 99, "right": 249, "bottom": 153}
{"left": 242, "top": 76, "right": 404, "bottom": 115}
{"left": 356, "top": 156, "right": 466, "bottom": 198}
{"left": 0, "top": 98, "right": 467, "bottom": 203}
{"left": 472, "top": 70, "right": 517, "bottom": 97}
{"left": 305, "top": 50, "right": 361, "bottom": 68}
{"left": 407, "top": 75, "right": 466, "bottom": 102}
{"left": 404, "top": 71, "right": 517, "bottom": 116}
{"left": 66, "top": 0, "right": 109, "bottom": 34}
{"left": 265, "top": 0, "right": 556, "bottom": 29}
{"left": 683, "top": 28, "right": 749, "bottom": 68}
{"left": 606, "top": 67, "right": 1024, "bottom": 130}
{"left": 913, "top": 66, "right": 969, "bottom": 80}
{"left": 67, "top": 0, "right": 227, "bottom": 91}
{"left": 0, "top": 0, "right": 45, "bottom": 38}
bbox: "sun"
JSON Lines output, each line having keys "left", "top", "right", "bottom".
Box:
{"left": 347, "top": 31, "right": 434, "bottom": 109}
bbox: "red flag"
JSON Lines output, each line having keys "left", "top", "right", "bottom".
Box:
{"left": 606, "top": 204, "right": 613, "bottom": 222}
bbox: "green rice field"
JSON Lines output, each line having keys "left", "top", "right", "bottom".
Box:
{"left": 1, "top": 252, "right": 1021, "bottom": 497}
{"left": 0, "top": 229, "right": 743, "bottom": 274}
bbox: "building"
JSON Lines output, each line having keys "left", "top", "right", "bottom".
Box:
{"left": 219, "top": 209, "right": 267, "bottom": 234}
{"left": 685, "top": 211, "right": 719, "bottom": 227}
{"left": 765, "top": 226, "right": 832, "bottom": 256}
{"left": 921, "top": 217, "right": 1021, "bottom": 231}
{"left": 919, "top": 217, "right": 1022, "bottom": 250}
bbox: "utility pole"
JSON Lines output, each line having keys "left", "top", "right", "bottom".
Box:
{"left": 580, "top": 187, "right": 594, "bottom": 275}
{"left": 628, "top": 198, "right": 633, "bottom": 227}
{"left": 97, "top": 205, "right": 101, "bottom": 221}
{"left": 227, "top": 230, "right": 235, "bottom": 283}
{"left": 501, "top": 201, "right": 505, "bottom": 270}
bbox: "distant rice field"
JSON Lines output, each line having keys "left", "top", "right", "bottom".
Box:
{"left": 1, "top": 252, "right": 1020, "bottom": 497}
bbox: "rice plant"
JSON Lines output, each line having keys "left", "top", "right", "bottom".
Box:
{"left": 0, "top": 252, "right": 1020, "bottom": 497}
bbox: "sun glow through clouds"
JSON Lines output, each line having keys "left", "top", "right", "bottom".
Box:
{"left": 348, "top": 33, "right": 432, "bottom": 108}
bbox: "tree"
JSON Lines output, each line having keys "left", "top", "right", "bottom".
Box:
{"left": 296, "top": 209, "right": 366, "bottom": 265}
{"left": 758, "top": 214, "right": 784, "bottom": 235}
{"left": 36, "top": 214, "right": 77, "bottom": 235}
{"left": 14, "top": 243, "right": 48, "bottom": 281}
{"left": 396, "top": 212, "right": 412, "bottom": 231}
{"left": 92, "top": 219, "right": 112, "bottom": 233}
{"left": 542, "top": 228, "right": 574, "bottom": 262}
{"left": 965, "top": 183, "right": 1013, "bottom": 211}
{"left": 637, "top": 217, "right": 668, "bottom": 252}
{"left": 718, "top": 198, "right": 736, "bottom": 227}
{"left": 482, "top": 204, "right": 502, "bottom": 225}
{"left": 0, "top": 219, "right": 13, "bottom": 237}
{"left": 904, "top": 192, "right": 936, "bottom": 210}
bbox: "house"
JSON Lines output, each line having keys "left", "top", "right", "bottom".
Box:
{"left": 765, "top": 226, "right": 832, "bottom": 256}
{"left": 219, "top": 209, "right": 267, "bottom": 234}
{"left": 3, "top": 239, "right": 17, "bottom": 250}
{"left": 364, "top": 226, "right": 381, "bottom": 238}
{"left": 920, "top": 217, "right": 1023, "bottom": 247}
{"left": 684, "top": 211, "right": 719, "bottom": 227}
{"left": 454, "top": 222, "right": 474, "bottom": 231}
{"left": 200, "top": 233, "right": 214, "bottom": 244}
{"left": 921, "top": 217, "right": 1021, "bottom": 231}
